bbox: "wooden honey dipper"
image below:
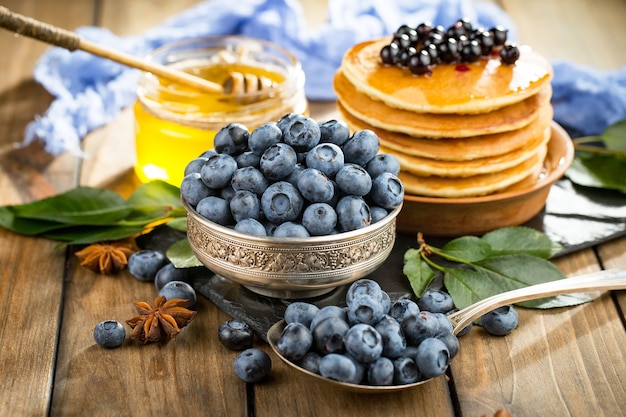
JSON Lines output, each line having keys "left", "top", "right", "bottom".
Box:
{"left": 0, "top": 6, "right": 277, "bottom": 95}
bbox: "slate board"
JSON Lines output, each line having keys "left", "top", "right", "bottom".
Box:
{"left": 140, "top": 178, "right": 626, "bottom": 340}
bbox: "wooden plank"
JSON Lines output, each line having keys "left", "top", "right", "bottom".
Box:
{"left": 49, "top": 1, "right": 245, "bottom": 416}
{"left": 0, "top": 1, "right": 96, "bottom": 416}
{"left": 451, "top": 249, "right": 626, "bottom": 417}
{"left": 596, "top": 236, "right": 626, "bottom": 323}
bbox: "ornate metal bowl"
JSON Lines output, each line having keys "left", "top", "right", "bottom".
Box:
{"left": 184, "top": 199, "right": 401, "bottom": 299}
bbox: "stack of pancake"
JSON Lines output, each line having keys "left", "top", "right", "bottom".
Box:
{"left": 334, "top": 38, "right": 554, "bottom": 198}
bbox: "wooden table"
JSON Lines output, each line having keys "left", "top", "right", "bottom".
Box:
{"left": 1, "top": 1, "right": 625, "bottom": 416}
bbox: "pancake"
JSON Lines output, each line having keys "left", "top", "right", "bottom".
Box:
{"left": 341, "top": 38, "right": 553, "bottom": 114}
{"left": 398, "top": 143, "right": 549, "bottom": 198}
{"left": 338, "top": 102, "right": 554, "bottom": 161}
{"left": 382, "top": 125, "right": 550, "bottom": 178}
{"left": 334, "top": 70, "right": 552, "bottom": 138}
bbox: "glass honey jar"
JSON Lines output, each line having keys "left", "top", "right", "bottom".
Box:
{"left": 134, "top": 36, "right": 308, "bottom": 186}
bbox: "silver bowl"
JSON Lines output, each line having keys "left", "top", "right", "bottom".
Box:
{"left": 184, "top": 199, "right": 402, "bottom": 299}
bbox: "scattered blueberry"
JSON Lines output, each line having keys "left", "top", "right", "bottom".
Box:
{"left": 158, "top": 280, "right": 197, "bottom": 308}
{"left": 93, "top": 320, "right": 126, "bottom": 348}
{"left": 234, "top": 348, "right": 271, "bottom": 383}
{"left": 128, "top": 250, "right": 168, "bottom": 282}
{"left": 481, "top": 305, "right": 518, "bottom": 336}
{"left": 218, "top": 320, "right": 254, "bottom": 351}
{"left": 154, "top": 263, "right": 188, "bottom": 290}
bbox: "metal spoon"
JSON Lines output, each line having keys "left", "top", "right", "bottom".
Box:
{"left": 267, "top": 268, "right": 626, "bottom": 393}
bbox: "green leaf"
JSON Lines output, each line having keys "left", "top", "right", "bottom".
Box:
{"left": 481, "top": 226, "right": 562, "bottom": 258}
{"left": 167, "top": 239, "right": 203, "bottom": 268}
{"left": 522, "top": 293, "right": 592, "bottom": 309}
{"left": 443, "top": 267, "right": 497, "bottom": 310}
{"left": 125, "top": 181, "right": 186, "bottom": 223}
{"left": 41, "top": 225, "right": 146, "bottom": 245}
{"left": 601, "top": 119, "right": 626, "bottom": 151}
{"left": 440, "top": 236, "right": 492, "bottom": 262}
{"left": 11, "top": 187, "right": 131, "bottom": 225}
{"left": 565, "top": 153, "right": 626, "bottom": 193}
{"left": 166, "top": 217, "right": 188, "bottom": 232}
{"left": 0, "top": 207, "right": 69, "bottom": 235}
{"left": 402, "top": 249, "right": 436, "bottom": 297}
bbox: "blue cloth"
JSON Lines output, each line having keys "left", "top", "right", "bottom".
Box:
{"left": 21, "top": 0, "right": 625, "bottom": 156}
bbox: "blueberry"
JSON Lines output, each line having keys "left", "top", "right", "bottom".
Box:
{"left": 366, "top": 153, "right": 400, "bottom": 178}
{"left": 260, "top": 143, "right": 297, "bottom": 181}
{"left": 234, "top": 218, "right": 267, "bottom": 236}
{"left": 154, "top": 263, "right": 188, "bottom": 290}
{"left": 309, "top": 305, "right": 348, "bottom": 330}
{"left": 297, "top": 168, "right": 334, "bottom": 203}
{"left": 196, "top": 196, "right": 232, "bottom": 226}
{"left": 335, "top": 164, "right": 372, "bottom": 196}
{"left": 180, "top": 172, "right": 213, "bottom": 207}
{"left": 276, "top": 113, "right": 299, "bottom": 133}
{"left": 235, "top": 151, "right": 261, "bottom": 168}
{"left": 489, "top": 25, "right": 508, "bottom": 46}
{"left": 375, "top": 315, "right": 407, "bottom": 358}
{"left": 342, "top": 130, "right": 379, "bottom": 166}
{"left": 500, "top": 44, "right": 520, "bottom": 65}
{"left": 305, "top": 143, "right": 344, "bottom": 177}
{"left": 312, "top": 316, "right": 350, "bottom": 354}
{"left": 344, "top": 323, "right": 383, "bottom": 363}
{"left": 261, "top": 181, "right": 304, "bottom": 224}
{"left": 367, "top": 357, "right": 395, "bottom": 386}
{"left": 281, "top": 114, "right": 321, "bottom": 153}
{"left": 302, "top": 203, "right": 337, "bottom": 236}
{"left": 437, "top": 332, "right": 459, "bottom": 358}
{"left": 230, "top": 190, "right": 261, "bottom": 223}
{"left": 346, "top": 279, "right": 384, "bottom": 305}
{"left": 318, "top": 119, "right": 350, "bottom": 146}
{"left": 234, "top": 348, "right": 271, "bottom": 383}
{"left": 297, "top": 351, "right": 322, "bottom": 374}
{"left": 248, "top": 122, "right": 283, "bottom": 156}
{"left": 220, "top": 184, "right": 236, "bottom": 201}
{"left": 370, "top": 172, "right": 404, "bottom": 209}
{"left": 285, "top": 162, "right": 305, "bottom": 187}
{"left": 273, "top": 222, "right": 310, "bottom": 238}
{"left": 393, "top": 357, "right": 420, "bottom": 384}
{"left": 93, "top": 320, "right": 126, "bottom": 348}
{"left": 214, "top": 123, "right": 249, "bottom": 156}
{"left": 128, "top": 250, "right": 168, "bottom": 282}
{"left": 200, "top": 153, "right": 238, "bottom": 189}
{"left": 319, "top": 353, "right": 361, "bottom": 384}
{"left": 159, "top": 280, "right": 197, "bottom": 308}
{"left": 218, "top": 320, "right": 254, "bottom": 351}
{"left": 370, "top": 206, "right": 389, "bottom": 223}
{"left": 389, "top": 299, "right": 420, "bottom": 322}
{"left": 284, "top": 302, "right": 320, "bottom": 328}
{"left": 277, "top": 322, "right": 313, "bottom": 361}
{"left": 336, "top": 195, "right": 371, "bottom": 232}
{"left": 347, "top": 295, "right": 385, "bottom": 326}
{"left": 231, "top": 167, "right": 268, "bottom": 197}
{"left": 401, "top": 311, "right": 450, "bottom": 346}
{"left": 417, "top": 289, "right": 455, "bottom": 313}
{"left": 481, "top": 305, "right": 518, "bottom": 336}
{"left": 184, "top": 156, "right": 209, "bottom": 176}
{"left": 415, "top": 337, "right": 450, "bottom": 379}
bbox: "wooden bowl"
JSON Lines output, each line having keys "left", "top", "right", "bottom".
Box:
{"left": 396, "top": 122, "right": 574, "bottom": 237}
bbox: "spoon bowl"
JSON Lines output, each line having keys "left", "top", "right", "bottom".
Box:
{"left": 267, "top": 268, "right": 626, "bottom": 393}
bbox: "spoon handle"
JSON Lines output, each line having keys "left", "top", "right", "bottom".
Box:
{"left": 0, "top": 6, "right": 224, "bottom": 94}
{"left": 448, "top": 268, "right": 626, "bottom": 335}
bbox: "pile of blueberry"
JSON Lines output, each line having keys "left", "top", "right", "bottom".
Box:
{"left": 274, "top": 279, "right": 519, "bottom": 386}
{"left": 276, "top": 279, "right": 457, "bottom": 386}
{"left": 180, "top": 113, "right": 404, "bottom": 237}
{"left": 380, "top": 18, "right": 520, "bottom": 75}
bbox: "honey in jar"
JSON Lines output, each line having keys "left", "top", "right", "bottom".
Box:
{"left": 134, "top": 36, "right": 308, "bottom": 186}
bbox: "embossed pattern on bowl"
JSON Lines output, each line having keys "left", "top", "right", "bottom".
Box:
{"left": 184, "top": 200, "right": 402, "bottom": 298}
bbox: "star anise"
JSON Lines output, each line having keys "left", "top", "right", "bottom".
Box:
{"left": 75, "top": 239, "right": 137, "bottom": 274}
{"left": 126, "top": 296, "right": 197, "bottom": 344}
